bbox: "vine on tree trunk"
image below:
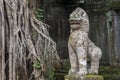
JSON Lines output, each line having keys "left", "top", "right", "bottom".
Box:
{"left": 0, "top": 0, "right": 61, "bottom": 80}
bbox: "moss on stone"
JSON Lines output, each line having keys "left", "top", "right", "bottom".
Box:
{"left": 85, "top": 75, "right": 104, "bottom": 80}
{"left": 65, "top": 74, "right": 104, "bottom": 80}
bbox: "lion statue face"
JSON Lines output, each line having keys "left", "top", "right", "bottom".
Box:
{"left": 69, "top": 7, "right": 88, "bottom": 22}
{"left": 69, "top": 7, "right": 89, "bottom": 32}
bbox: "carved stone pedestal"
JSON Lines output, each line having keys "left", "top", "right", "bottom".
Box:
{"left": 65, "top": 74, "right": 103, "bottom": 80}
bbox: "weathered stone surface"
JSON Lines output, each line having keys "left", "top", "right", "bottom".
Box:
{"left": 65, "top": 74, "right": 103, "bottom": 80}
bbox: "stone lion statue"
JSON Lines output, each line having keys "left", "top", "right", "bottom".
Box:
{"left": 68, "top": 7, "right": 102, "bottom": 77}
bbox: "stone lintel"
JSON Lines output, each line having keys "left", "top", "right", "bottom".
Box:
{"left": 65, "top": 74, "right": 104, "bottom": 80}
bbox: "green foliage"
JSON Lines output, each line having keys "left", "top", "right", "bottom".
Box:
{"left": 33, "top": 57, "right": 56, "bottom": 80}
{"left": 86, "top": 0, "right": 109, "bottom": 12}
{"left": 35, "top": 8, "right": 44, "bottom": 21}
{"left": 33, "top": 59, "right": 41, "bottom": 69}
{"left": 107, "top": 0, "right": 120, "bottom": 9}
{"left": 99, "top": 66, "right": 120, "bottom": 80}
{"left": 32, "top": 31, "right": 37, "bottom": 37}
{"left": 46, "top": 66, "right": 56, "bottom": 80}
{"left": 93, "top": 0, "right": 104, "bottom": 3}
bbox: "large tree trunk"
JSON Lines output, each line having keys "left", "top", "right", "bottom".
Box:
{"left": 0, "top": 0, "right": 60, "bottom": 80}
{"left": 0, "top": 0, "right": 5, "bottom": 80}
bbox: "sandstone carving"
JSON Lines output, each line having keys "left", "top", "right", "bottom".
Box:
{"left": 68, "top": 7, "right": 102, "bottom": 77}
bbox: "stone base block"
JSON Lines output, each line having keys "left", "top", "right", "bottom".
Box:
{"left": 65, "top": 74, "right": 103, "bottom": 80}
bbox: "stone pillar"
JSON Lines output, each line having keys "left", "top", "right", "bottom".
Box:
{"left": 65, "top": 74, "right": 104, "bottom": 80}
